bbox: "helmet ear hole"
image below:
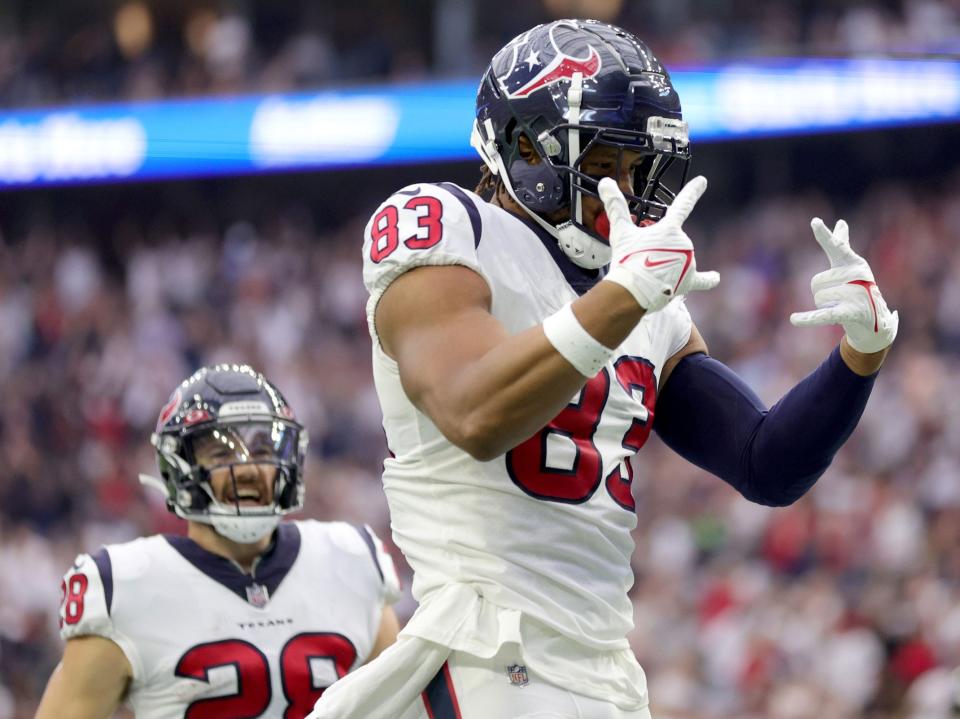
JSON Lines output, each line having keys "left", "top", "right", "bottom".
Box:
{"left": 517, "top": 134, "right": 538, "bottom": 162}
{"left": 504, "top": 118, "right": 518, "bottom": 144}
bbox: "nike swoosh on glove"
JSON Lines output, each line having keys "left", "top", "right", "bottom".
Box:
{"left": 600, "top": 176, "right": 720, "bottom": 314}
{"left": 790, "top": 218, "right": 899, "bottom": 353}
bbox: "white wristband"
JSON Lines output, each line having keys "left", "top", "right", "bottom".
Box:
{"left": 542, "top": 303, "right": 615, "bottom": 378}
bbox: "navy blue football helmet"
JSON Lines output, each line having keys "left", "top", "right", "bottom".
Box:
{"left": 142, "top": 364, "right": 308, "bottom": 543}
{"left": 472, "top": 19, "right": 690, "bottom": 269}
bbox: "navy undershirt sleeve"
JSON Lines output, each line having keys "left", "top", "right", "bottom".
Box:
{"left": 653, "top": 347, "right": 878, "bottom": 506}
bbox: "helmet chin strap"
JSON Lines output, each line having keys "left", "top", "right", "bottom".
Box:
{"left": 473, "top": 86, "right": 612, "bottom": 271}
{"left": 173, "top": 502, "right": 282, "bottom": 544}
{"left": 555, "top": 72, "right": 611, "bottom": 270}
{"left": 209, "top": 513, "right": 280, "bottom": 544}
{"left": 150, "top": 487, "right": 283, "bottom": 543}
{"left": 568, "top": 72, "right": 583, "bottom": 228}
{"left": 555, "top": 223, "right": 611, "bottom": 270}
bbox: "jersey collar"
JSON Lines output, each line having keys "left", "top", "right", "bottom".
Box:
{"left": 165, "top": 522, "right": 301, "bottom": 607}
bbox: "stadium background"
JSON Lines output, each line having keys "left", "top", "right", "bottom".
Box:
{"left": 1, "top": 0, "right": 959, "bottom": 717}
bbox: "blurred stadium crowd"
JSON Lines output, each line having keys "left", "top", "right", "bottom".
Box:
{"left": 0, "top": 0, "right": 958, "bottom": 107}
{"left": 1, "top": 165, "right": 958, "bottom": 717}
{"left": 1, "top": 1, "right": 959, "bottom": 718}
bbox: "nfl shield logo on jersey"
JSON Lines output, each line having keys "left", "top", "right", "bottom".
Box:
{"left": 506, "top": 664, "right": 529, "bottom": 687}
{"left": 245, "top": 583, "right": 270, "bottom": 608}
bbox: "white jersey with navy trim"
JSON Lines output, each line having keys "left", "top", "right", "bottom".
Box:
{"left": 57, "top": 520, "right": 400, "bottom": 719}
{"left": 361, "top": 182, "right": 692, "bottom": 709}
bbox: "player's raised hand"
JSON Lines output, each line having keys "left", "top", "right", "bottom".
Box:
{"left": 600, "top": 176, "right": 719, "bottom": 313}
{"left": 790, "top": 218, "right": 899, "bottom": 353}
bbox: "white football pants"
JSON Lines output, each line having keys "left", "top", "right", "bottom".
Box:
{"left": 400, "top": 644, "right": 654, "bottom": 719}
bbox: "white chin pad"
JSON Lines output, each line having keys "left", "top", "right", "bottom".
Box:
{"left": 557, "top": 223, "right": 611, "bottom": 269}
{"left": 210, "top": 514, "right": 280, "bottom": 543}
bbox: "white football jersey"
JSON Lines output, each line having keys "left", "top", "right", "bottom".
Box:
{"left": 362, "top": 183, "right": 691, "bottom": 706}
{"left": 58, "top": 520, "right": 400, "bottom": 719}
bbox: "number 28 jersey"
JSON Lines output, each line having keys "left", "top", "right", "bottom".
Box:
{"left": 58, "top": 520, "right": 400, "bottom": 719}
{"left": 362, "top": 184, "right": 691, "bottom": 651}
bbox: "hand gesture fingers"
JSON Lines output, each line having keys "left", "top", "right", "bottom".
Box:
{"left": 794, "top": 217, "right": 898, "bottom": 352}
{"left": 597, "top": 178, "right": 635, "bottom": 237}
{"left": 790, "top": 306, "right": 851, "bottom": 328}
{"left": 810, "top": 217, "right": 860, "bottom": 268}
{"left": 791, "top": 284, "right": 858, "bottom": 326}
{"left": 809, "top": 263, "right": 876, "bottom": 296}
{"left": 664, "top": 175, "right": 708, "bottom": 227}
{"left": 600, "top": 174, "right": 716, "bottom": 312}
{"left": 686, "top": 269, "right": 720, "bottom": 293}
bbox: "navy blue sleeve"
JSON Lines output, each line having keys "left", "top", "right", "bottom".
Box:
{"left": 91, "top": 548, "right": 114, "bottom": 615}
{"left": 653, "top": 347, "right": 877, "bottom": 506}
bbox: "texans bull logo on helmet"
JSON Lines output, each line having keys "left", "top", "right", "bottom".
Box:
{"left": 496, "top": 21, "right": 604, "bottom": 101}
{"left": 507, "top": 46, "right": 602, "bottom": 99}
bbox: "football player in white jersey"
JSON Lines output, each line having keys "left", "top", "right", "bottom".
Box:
{"left": 310, "top": 19, "right": 899, "bottom": 719}
{"left": 36, "top": 364, "right": 401, "bottom": 719}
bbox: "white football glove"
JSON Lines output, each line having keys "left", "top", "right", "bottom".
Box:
{"left": 790, "top": 218, "right": 899, "bottom": 353}
{"left": 600, "top": 176, "right": 720, "bottom": 313}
